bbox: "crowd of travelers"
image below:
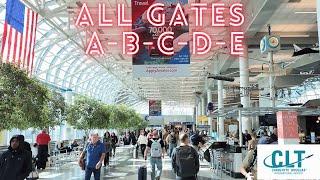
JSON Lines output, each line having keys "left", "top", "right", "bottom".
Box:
{"left": 0, "top": 126, "right": 276, "bottom": 180}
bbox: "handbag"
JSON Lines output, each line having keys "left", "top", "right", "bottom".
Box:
{"left": 26, "top": 171, "right": 39, "bottom": 180}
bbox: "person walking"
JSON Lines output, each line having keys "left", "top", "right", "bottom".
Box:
{"left": 0, "top": 135, "right": 32, "bottom": 180}
{"left": 166, "top": 131, "right": 177, "bottom": 157}
{"left": 137, "top": 130, "right": 148, "bottom": 157}
{"left": 79, "top": 133, "right": 106, "bottom": 180}
{"left": 130, "top": 132, "right": 137, "bottom": 145}
{"left": 103, "top": 131, "right": 112, "bottom": 166}
{"left": 162, "top": 129, "right": 169, "bottom": 153}
{"left": 110, "top": 132, "right": 118, "bottom": 157}
{"left": 36, "top": 129, "right": 51, "bottom": 170}
{"left": 144, "top": 130, "right": 165, "bottom": 180}
{"left": 172, "top": 133, "right": 199, "bottom": 180}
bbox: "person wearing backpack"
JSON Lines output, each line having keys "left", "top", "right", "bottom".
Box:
{"left": 166, "top": 131, "right": 177, "bottom": 157}
{"left": 171, "top": 133, "right": 199, "bottom": 180}
{"left": 144, "top": 130, "right": 165, "bottom": 180}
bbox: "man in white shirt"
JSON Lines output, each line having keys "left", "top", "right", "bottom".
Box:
{"left": 137, "top": 130, "right": 148, "bottom": 157}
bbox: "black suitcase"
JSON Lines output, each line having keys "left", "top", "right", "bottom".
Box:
{"left": 138, "top": 166, "right": 147, "bottom": 180}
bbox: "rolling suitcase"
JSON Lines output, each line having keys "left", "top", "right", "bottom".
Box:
{"left": 138, "top": 165, "right": 147, "bottom": 180}
{"left": 133, "top": 146, "right": 139, "bottom": 159}
{"left": 133, "top": 148, "right": 138, "bottom": 159}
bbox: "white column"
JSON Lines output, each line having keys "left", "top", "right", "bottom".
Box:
{"left": 193, "top": 106, "right": 197, "bottom": 131}
{"left": 207, "top": 88, "right": 213, "bottom": 135}
{"left": 218, "top": 80, "right": 225, "bottom": 140}
{"left": 239, "top": 47, "right": 252, "bottom": 133}
{"left": 268, "top": 51, "right": 276, "bottom": 108}
{"left": 197, "top": 102, "right": 201, "bottom": 125}
{"left": 201, "top": 96, "right": 206, "bottom": 116}
{"left": 0, "top": 130, "right": 8, "bottom": 146}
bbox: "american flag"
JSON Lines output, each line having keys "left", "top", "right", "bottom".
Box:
{"left": 1, "top": 0, "right": 38, "bottom": 75}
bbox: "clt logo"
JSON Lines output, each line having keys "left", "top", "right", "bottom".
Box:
{"left": 263, "top": 150, "right": 313, "bottom": 168}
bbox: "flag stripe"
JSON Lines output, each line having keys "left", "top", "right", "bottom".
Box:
{"left": 20, "top": 8, "right": 28, "bottom": 68}
{"left": 1, "top": 1, "right": 38, "bottom": 74}
{"left": 18, "top": 32, "right": 23, "bottom": 68}
{"left": 26, "top": 10, "right": 34, "bottom": 71}
{"left": 23, "top": 9, "right": 31, "bottom": 68}
{"left": 6, "top": 27, "right": 13, "bottom": 63}
{"left": 29, "top": 13, "right": 38, "bottom": 75}
{"left": 1, "top": 23, "right": 8, "bottom": 62}
{"left": 13, "top": 29, "right": 19, "bottom": 64}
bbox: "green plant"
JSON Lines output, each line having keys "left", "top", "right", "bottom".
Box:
{"left": 0, "top": 63, "right": 66, "bottom": 130}
{"left": 66, "top": 95, "right": 146, "bottom": 132}
{"left": 0, "top": 63, "right": 55, "bottom": 130}
{"left": 66, "top": 96, "right": 111, "bottom": 135}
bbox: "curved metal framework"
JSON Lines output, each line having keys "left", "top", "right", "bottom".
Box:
{"left": 0, "top": 0, "right": 146, "bottom": 107}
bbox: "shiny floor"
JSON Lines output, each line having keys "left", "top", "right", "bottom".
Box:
{"left": 38, "top": 146, "right": 241, "bottom": 180}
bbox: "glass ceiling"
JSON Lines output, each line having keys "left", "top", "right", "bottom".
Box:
{"left": 0, "top": 0, "right": 145, "bottom": 109}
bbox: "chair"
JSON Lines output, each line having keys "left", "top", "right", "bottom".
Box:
{"left": 221, "top": 152, "right": 233, "bottom": 177}
{"left": 212, "top": 149, "right": 224, "bottom": 177}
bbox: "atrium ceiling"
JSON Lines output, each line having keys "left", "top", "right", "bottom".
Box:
{"left": 0, "top": 0, "right": 318, "bottom": 115}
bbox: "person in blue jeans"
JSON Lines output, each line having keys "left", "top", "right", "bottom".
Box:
{"left": 79, "top": 133, "right": 106, "bottom": 180}
{"left": 144, "top": 130, "right": 165, "bottom": 180}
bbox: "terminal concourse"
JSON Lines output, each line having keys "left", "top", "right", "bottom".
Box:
{"left": 0, "top": 0, "right": 319, "bottom": 180}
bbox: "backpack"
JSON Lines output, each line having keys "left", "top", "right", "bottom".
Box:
{"left": 150, "top": 139, "right": 162, "bottom": 157}
{"left": 175, "top": 146, "right": 198, "bottom": 177}
{"left": 170, "top": 135, "right": 177, "bottom": 144}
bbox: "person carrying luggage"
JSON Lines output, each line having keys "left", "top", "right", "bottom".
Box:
{"left": 144, "top": 130, "right": 165, "bottom": 180}
{"left": 171, "top": 133, "right": 199, "bottom": 180}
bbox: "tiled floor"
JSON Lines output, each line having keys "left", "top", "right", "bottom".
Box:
{"left": 38, "top": 146, "right": 241, "bottom": 180}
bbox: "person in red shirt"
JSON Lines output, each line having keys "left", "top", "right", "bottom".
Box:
{"left": 36, "top": 129, "right": 51, "bottom": 170}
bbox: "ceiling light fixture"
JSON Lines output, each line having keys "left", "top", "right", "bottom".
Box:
{"left": 295, "top": 11, "right": 316, "bottom": 14}
{"left": 280, "top": 34, "right": 310, "bottom": 38}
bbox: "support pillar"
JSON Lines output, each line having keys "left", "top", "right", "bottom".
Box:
{"left": 207, "top": 88, "right": 213, "bottom": 136}
{"left": 193, "top": 106, "right": 197, "bottom": 131}
{"left": 201, "top": 96, "right": 206, "bottom": 116}
{"left": 239, "top": 47, "right": 252, "bottom": 133}
{"left": 218, "top": 80, "right": 225, "bottom": 140}
{"left": 0, "top": 130, "right": 8, "bottom": 146}
{"left": 269, "top": 51, "right": 276, "bottom": 108}
{"left": 197, "top": 101, "right": 201, "bottom": 125}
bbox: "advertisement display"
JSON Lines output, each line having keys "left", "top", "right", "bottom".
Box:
{"left": 149, "top": 100, "right": 162, "bottom": 116}
{"left": 277, "top": 111, "right": 299, "bottom": 144}
{"left": 132, "top": 0, "right": 190, "bottom": 77}
{"left": 258, "top": 145, "right": 320, "bottom": 179}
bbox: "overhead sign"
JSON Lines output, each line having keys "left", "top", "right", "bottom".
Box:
{"left": 149, "top": 100, "right": 162, "bottom": 116}
{"left": 132, "top": 0, "right": 190, "bottom": 77}
{"left": 74, "top": 1, "right": 247, "bottom": 71}
{"left": 197, "top": 125, "right": 210, "bottom": 129}
{"left": 258, "top": 145, "right": 320, "bottom": 179}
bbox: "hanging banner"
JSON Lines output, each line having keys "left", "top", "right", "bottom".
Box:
{"left": 132, "top": 0, "right": 190, "bottom": 77}
{"left": 149, "top": 100, "right": 162, "bottom": 116}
